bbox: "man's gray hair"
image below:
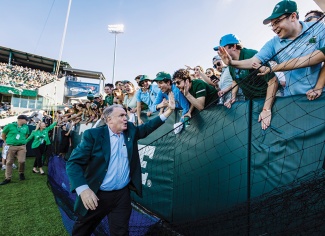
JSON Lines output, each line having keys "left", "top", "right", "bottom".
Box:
{"left": 103, "top": 104, "right": 124, "bottom": 120}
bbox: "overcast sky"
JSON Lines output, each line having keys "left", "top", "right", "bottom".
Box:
{"left": 0, "top": 0, "right": 321, "bottom": 85}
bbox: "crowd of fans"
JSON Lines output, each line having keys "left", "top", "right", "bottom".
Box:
{"left": 63, "top": 4, "right": 322, "bottom": 132}
{"left": 0, "top": 62, "right": 59, "bottom": 90}
{"left": 57, "top": 4, "right": 325, "bottom": 133}
{"left": 58, "top": 6, "right": 325, "bottom": 132}
{"left": 1, "top": 2, "right": 325, "bottom": 135}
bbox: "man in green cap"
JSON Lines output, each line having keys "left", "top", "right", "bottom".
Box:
{"left": 152, "top": 72, "right": 190, "bottom": 120}
{"left": 218, "top": 0, "right": 325, "bottom": 100}
{"left": 0, "top": 115, "right": 30, "bottom": 185}
{"left": 135, "top": 75, "right": 160, "bottom": 125}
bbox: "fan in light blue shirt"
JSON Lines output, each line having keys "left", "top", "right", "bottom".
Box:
{"left": 135, "top": 75, "right": 161, "bottom": 124}
{"left": 151, "top": 72, "right": 190, "bottom": 120}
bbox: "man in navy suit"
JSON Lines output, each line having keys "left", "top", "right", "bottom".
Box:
{"left": 66, "top": 93, "right": 175, "bottom": 236}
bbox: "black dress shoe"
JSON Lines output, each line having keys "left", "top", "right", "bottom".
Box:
{"left": 19, "top": 173, "right": 25, "bottom": 181}
{"left": 0, "top": 179, "right": 11, "bottom": 185}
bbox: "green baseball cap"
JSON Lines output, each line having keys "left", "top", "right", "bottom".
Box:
{"left": 154, "top": 72, "right": 171, "bottom": 81}
{"left": 263, "top": 0, "right": 298, "bottom": 25}
{"left": 138, "top": 75, "right": 151, "bottom": 86}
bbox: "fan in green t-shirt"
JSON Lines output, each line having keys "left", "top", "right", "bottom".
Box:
{"left": 172, "top": 69, "right": 218, "bottom": 117}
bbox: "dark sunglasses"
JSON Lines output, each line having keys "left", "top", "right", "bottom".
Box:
{"left": 213, "top": 61, "right": 221, "bottom": 69}
{"left": 305, "top": 15, "right": 320, "bottom": 22}
{"left": 173, "top": 80, "right": 182, "bottom": 85}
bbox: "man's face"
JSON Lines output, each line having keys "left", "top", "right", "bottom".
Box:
{"left": 213, "top": 60, "right": 223, "bottom": 72}
{"left": 304, "top": 13, "right": 320, "bottom": 23}
{"left": 270, "top": 14, "right": 293, "bottom": 39}
{"left": 224, "top": 45, "right": 237, "bottom": 60}
{"left": 141, "top": 80, "right": 151, "bottom": 89}
{"left": 94, "top": 95, "right": 103, "bottom": 102}
{"left": 17, "top": 119, "right": 27, "bottom": 125}
{"left": 104, "top": 86, "right": 113, "bottom": 95}
{"left": 173, "top": 78, "right": 184, "bottom": 92}
{"left": 107, "top": 107, "right": 128, "bottom": 133}
{"left": 157, "top": 81, "right": 171, "bottom": 93}
{"left": 116, "top": 82, "right": 124, "bottom": 91}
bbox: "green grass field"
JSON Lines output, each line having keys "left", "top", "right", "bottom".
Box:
{"left": 0, "top": 156, "right": 69, "bottom": 236}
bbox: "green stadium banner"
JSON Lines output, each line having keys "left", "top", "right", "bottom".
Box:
{"left": 0, "top": 85, "right": 37, "bottom": 97}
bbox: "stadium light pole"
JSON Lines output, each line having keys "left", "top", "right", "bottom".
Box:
{"left": 108, "top": 24, "right": 124, "bottom": 85}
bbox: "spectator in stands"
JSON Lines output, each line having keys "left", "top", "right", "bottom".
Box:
{"left": 212, "top": 55, "right": 225, "bottom": 74}
{"left": 103, "top": 83, "right": 114, "bottom": 107}
{"left": 152, "top": 72, "right": 190, "bottom": 119}
{"left": 59, "top": 123, "right": 74, "bottom": 159}
{"left": 26, "top": 117, "right": 58, "bottom": 175}
{"left": 93, "top": 94, "right": 105, "bottom": 117}
{"left": 84, "top": 102, "right": 97, "bottom": 125}
{"left": 210, "top": 55, "right": 234, "bottom": 104}
{"left": 253, "top": 47, "right": 325, "bottom": 100}
{"left": 42, "top": 111, "right": 54, "bottom": 162}
{"left": 112, "top": 89, "right": 123, "bottom": 105}
{"left": 173, "top": 69, "right": 218, "bottom": 114}
{"left": 42, "top": 111, "right": 53, "bottom": 127}
{"left": 134, "top": 75, "right": 141, "bottom": 90}
{"left": 0, "top": 115, "right": 30, "bottom": 185}
{"left": 215, "top": 34, "right": 278, "bottom": 130}
{"left": 136, "top": 75, "right": 161, "bottom": 125}
{"left": 218, "top": 0, "right": 325, "bottom": 99}
{"left": 0, "top": 62, "right": 58, "bottom": 89}
{"left": 123, "top": 81, "right": 137, "bottom": 123}
{"left": 115, "top": 80, "right": 125, "bottom": 93}
{"left": 192, "top": 66, "right": 204, "bottom": 80}
{"left": 304, "top": 9, "right": 324, "bottom": 22}
{"left": 28, "top": 113, "right": 40, "bottom": 126}
{"left": 205, "top": 67, "right": 221, "bottom": 91}
{"left": 62, "top": 103, "right": 86, "bottom": 124}
{"left": 206, "top": 68, "right": 219, "bottom": 78}
{"left": 187, "top": 65, "right": 221, "bottom": 92}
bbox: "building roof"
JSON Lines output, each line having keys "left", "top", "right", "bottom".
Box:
{"left": 0, "top": 46, "right": 71, "bottom": 73}
{"left": 63, "top": 67, "right": 105, "bottom": 80}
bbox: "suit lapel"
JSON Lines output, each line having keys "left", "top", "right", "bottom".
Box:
{"left": 102, "top": 125, "right": 111, "bottom": 163}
